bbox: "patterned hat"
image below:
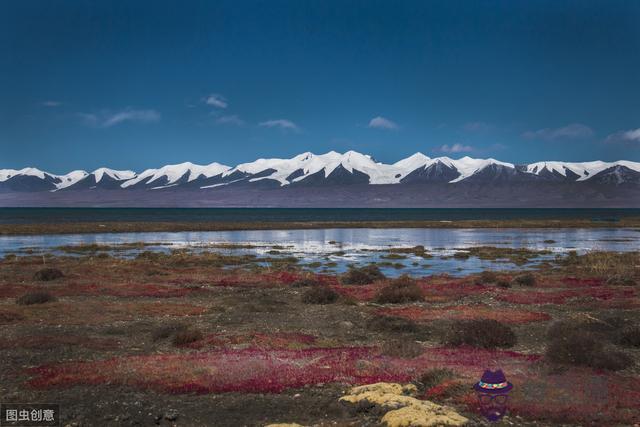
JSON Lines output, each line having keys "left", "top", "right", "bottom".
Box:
{"left": 474, "top": 369, "right": 513, "bottom": 394}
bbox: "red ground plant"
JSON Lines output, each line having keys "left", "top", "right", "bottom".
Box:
{"left": 378, "top": 305, "right": 551, "bottom": 324}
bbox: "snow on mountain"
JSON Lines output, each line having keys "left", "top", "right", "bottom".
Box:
{"left": 93, "top": 168, "right": 136, "bottom": 183}
{"left": 54, "top": 170, "right": 90, "bottom": 189}
{"left": 0, "top": 167, "right": 49, "bottom": 182}
{"left": 225, "top": 150, "right": 416, "bottom": 186}
{"left": 526, "top": 160, "right": 640, "bottom": 181}
{"left": 121, "top": 162, "right": 230, "bottom": 188}
{"left": 4, "top": 153, "right": 640, "bottom": 193}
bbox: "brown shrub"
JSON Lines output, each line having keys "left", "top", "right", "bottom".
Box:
{"left": 444, "top": 319, "right": 517, "bottom": 349}
{"left": 606, "top": 275, "right": 637, "bottom": 286}
{"left": 496, "top": 280, "right": 511, "bottom": 288}
{"left": 418, "top": 368, "right": 456, "bottom": 390}
{"left": 478, "top": 271, "right": 498, "bottom": 283}
{"left": 172, "top": 329, "right": 203, "bottom": 347}
{"left": 513, "top": 273, "right": 536, "bottom": 286}
{"left": 617, "top": 326, "right": 640, "bottom": 348}
{"left": 375, "top": 275, "right": 424, "bottom": 304}
{"left": 341, "top": 264, "right": 386, "bottom": 285}
{"left": 291, "top": 277, "right": 323, "bottom": 288}
{"left": 380, "top": 339, "right": 424, "bottom": 358}
{"left": 367, "top": 315, "right": 419, "bottom": 333}
{"left": 16, "top": 292, "right": 56, "bottom": 305}
{"left": 301, "top": 286, "right": 338, "bottom": 304}
{"left": 151, "top": 323, "right": 187, "bottom": 342}
{"left": 33, "top": 268, "right": 64, "bottom": 281}
{"left": 546, "top": 328, "right": 633, "bottom": 371}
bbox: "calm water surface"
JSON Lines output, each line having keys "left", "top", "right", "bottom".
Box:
{"left": 3, "top": 227, "right": 637, "bottom": 276}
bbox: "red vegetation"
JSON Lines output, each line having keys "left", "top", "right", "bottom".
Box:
{"left": 26, "top": 346, "right": 539, "bottom": 394}
{"left": 378, "top": 305, "right": 551, "bottom": 324}
{"left": 495, "top": 287, "right": 635, "bottom": 305}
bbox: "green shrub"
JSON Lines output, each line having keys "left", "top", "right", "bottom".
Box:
{"left": 444, "top": 319, "right": 517, "bottom": 349}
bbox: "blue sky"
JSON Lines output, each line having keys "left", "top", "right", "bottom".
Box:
{"left": 1, "top": 0, "right": 639, "bottom": 173}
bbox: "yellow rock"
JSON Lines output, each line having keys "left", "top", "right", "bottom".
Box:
{"left": 340, "top": 382, "right": 468, "bottom": 427}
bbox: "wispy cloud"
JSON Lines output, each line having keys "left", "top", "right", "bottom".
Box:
{"left": 259, "top": 119, "right": 300, "bottom": 132}
{"left": 436, "top": 143, "right": 474, "bottom": 153}
{"left": 215, "top": 115, "right": 244, "bottom": 126}
{"left": 205, "top": 94, "right": 228, "bottom": 109}
{"left": 463, "top": 121, "right": 493, "bottom": 132}
{"left": 41, "top": 100, "right": 62, "bottom": 107}
{"left": 605, "top": 128, "right": 640, "bottom": 143}
{"left": 368, "top": 116, "right": 398, "bottom": 130}
{"left": 79, "top": 108, "right": 160, "bottom": 128}
{"left": 522, "top": 123, "right": 593, "bottom": 140}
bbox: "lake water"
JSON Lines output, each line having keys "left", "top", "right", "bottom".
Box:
{"left": 1, "top": 207, "right": 639, "bottom": 224}
{"left": 3, "top": 227, "right": 638, "bottom": 276}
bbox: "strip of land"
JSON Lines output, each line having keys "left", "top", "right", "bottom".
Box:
{"left": 1, "top": 217, "right": 640, "bottom": 235}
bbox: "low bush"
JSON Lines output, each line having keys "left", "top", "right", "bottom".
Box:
{"left": 617, "top": 326, "right": 640, "bottom": 348}
{"left": 33, "top": 268, "right": 64, "bottom": 281}
{"left": 606, "top": 275, "right": 637, "bottom": 286}
{"left": 301, "top": 286, "right": 338, "bottom": 304}
{"left": 374, "top": 275, "right": 424, "bottom": 304}
{"left": 16, "top": 292, "right": 56, "bottom": 305}
{"left": 380, "top": 339, "right": 424, "bottom": 358}
{"left": 367, "top": 315, "right": 419, "bottom": 333}
{"left": 513, "top": 273, "right": 536, "bottom": 287}
{"left": 418, "top": 368, "right": 456, "bottom": 390}
{"left": 546, "top": 328, "right": 633, "bottom": 371}
{"left": 341, "top": 265, "right": 385, "bottom": 285}
{"left": 444, "top": 319, "right": 517, "bottom": 349}
{"left": 291, "top": 277, "right": 323, "bottom": 288}
{"left": 478, "top": 271, "right": 498, "bottom": 283}
{"left": 496, "top": 280, "right": 511, "bottom": 288}
{"left": 152, "top": 323, "right": 187, "bottom": 342}
{"left": 172, "top": 328, "right": 203, "bottom": 347}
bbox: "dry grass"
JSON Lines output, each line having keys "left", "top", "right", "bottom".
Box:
{"left": 374, "top": 275, "right": 424, "bottom": 304}
{"left": 444, "top": 319, "right": 517, "bottom": 349}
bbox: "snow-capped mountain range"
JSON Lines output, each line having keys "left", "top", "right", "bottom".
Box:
{"left": 1, "top": 151, "right": 639, "bottom": 207}
{"left": 2, "top": 150, "right": 639, "bottom": 192}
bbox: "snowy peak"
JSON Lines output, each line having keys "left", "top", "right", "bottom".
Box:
{"left": 2, "top": 153, "right": 639, "bottom": 193}
{"left": 525, "top": 160, "right": 640, "bottom": 181}
{"left": 122, "top": 162, "right": 231, "bottom": 188}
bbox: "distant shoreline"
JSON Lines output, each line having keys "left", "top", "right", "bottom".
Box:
{"left": 1, "top": 218, "right": 639, "bottom": 236}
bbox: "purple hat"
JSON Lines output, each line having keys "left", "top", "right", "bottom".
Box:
{"left": 474, "top": 369, "right": 513, "bottom": 394}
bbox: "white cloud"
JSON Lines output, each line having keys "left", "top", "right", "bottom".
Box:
{"left": 215, "top": 115, "right": 245, "bottom": 126}
{"left": 368, "top": 116, "right": 398, "bottom": 130}
{"left": 205, "top": 94, "right": 228, "bottom": 109}
{"left": 79, "top": 108, "right": 160, "bottom": 128}
{"left": 605, "top": 128, "right": 640, "bottom": 143}
{"left": 437, "top": 143, "right": 474, "bottom": 153}
{"left": 522, "top": 123, "right": 593, "bottom": 140}
{"left": 259, "top": 119, "right": 300, "bottom": 132}
{"left": 41, "top": 100, "right": 62, "bottom": 107}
